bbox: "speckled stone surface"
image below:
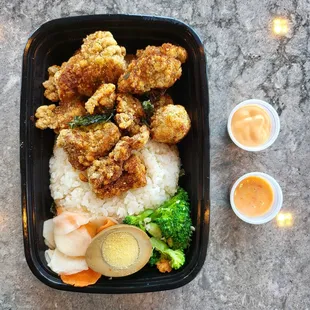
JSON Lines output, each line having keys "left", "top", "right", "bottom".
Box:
{"left": 0, "top": 0, "right": 310, "bottom": 309}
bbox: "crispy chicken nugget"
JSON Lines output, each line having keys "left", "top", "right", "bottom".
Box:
{"left": 87, "top": 125, "right": 149, "bottom": 198}
{"left": 136, "top": 43, "right": 187, "bottom": 63}
{"left": 85, "top": 83, "right": 116, "bottom": 114}
{"left": 35, "top": 100, "right": 86, "bottom": 133}
{"left": 114, "top": 94, "right": 145, "bottom": 135}
{"left": 153, "top": 94, "right": 174, "bottom": 109}
{"left": 44, "top": 31, "right": 126, "bottom": 103}
{"left": 110, "top": 125, "right": 150, "bottom": 162}
{"left": 118, "top": 43, "right": 187, "bottom": 94}
{"left": 150, "top": 104, "right": 191, "bottom": 144}
{"left": 56, "top": 122, "right": 121, "bottom": 171}
{"left": 88, "top": 154, "right": 147, "bottom": 199}
{"left": 42, "top": 65, "right": 61, "bottom": 102}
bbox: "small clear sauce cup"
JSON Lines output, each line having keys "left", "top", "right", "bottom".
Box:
{"left": 227, "top": 99, "right": 280, "bottom": 151}
{"left": 230, "top": 172, "right": 283, "bottom": 224}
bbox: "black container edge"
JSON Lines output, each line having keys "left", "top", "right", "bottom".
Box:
{"left": 20, "top": 14, "right": 210, "bottom": 294}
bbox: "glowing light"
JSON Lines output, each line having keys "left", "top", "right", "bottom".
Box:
{"left": 272, "top": 17, "right": 289, "bottom": 36}
{"left": 276, "top": 212, "right": 293, "bottom": 227}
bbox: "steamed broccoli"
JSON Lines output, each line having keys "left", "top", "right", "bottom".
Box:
{"left": 150, "top": 237, "right": 185, "bottom": 270}
{"left": 123, "top": 209, "right": 154, "bottom": 230}
{"left": 123, "top": 188, "right": 193, "bottom": 251}
{"left": 149, "top": 188, "right": 192, "bottom": 250}
{"left": 149, "top": 249, "right": 161, "bottom": 266}
{"left": 145, "top": 222, "right": 162, "bottom": 239}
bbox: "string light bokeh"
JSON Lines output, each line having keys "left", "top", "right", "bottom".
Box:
{"left": 276, "top": 212, "right": 293, "bottom": 227}
{"left": 272, "top": 17, "right": 289, "bottom": 36}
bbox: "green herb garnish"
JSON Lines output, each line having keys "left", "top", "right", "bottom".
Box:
{"left": 123, "top": 72, "right": 130, "bottom": 80}
{"left": 68, "top": 112, "right": 114, "bottom": 128}
{"left": 142, "top": 100, "right": 154, "bottom": 120}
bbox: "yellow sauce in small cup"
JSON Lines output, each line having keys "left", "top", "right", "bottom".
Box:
{"left": 234, "top": 176, "right": 274, "bottom": 217}
{"left": 231, "top": 105, "right": 271, "bottom": 147}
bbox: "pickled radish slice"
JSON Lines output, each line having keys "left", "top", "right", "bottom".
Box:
{"left": 43, "top": 219, "right": 55, "bottom": 249}
{"left": 46, "top": 248, "right": 88, "bottom": 275}
{"left": 89, "top": 216, "right": 109, "bottom": 229}
{"left": 53, "top": 212, "right": 90, "bottom": 235}
{"left": 54, "top": 226, "right": 92, "bottom": 257}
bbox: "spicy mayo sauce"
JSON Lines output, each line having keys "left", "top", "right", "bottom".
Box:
{"left": 234, "top": 176, "right": 274, "bottom": 217}
{"left": 231, "top": 105, "right": 271, "bottom": 147}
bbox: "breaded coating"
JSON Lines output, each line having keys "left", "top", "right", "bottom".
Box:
{"left": 56, "top": 122, "right": 121, "bottom": 170}
{"left": 42, "top": 65, "right": 61, "bottom": 102}
{"left": 35, "top": 101, "right": 86, "bottom": 132}
{"left": 46, "top": 31, "right": 126, "bottom": 102}
{"left": 154, "top": 94, "right": 174, "bottom": 109}
{"left": 114, "top": 94, "right": 145, "bottom": 135}
{"left": 110, "top": 125, "right": 150, "bottom": 162}
{"left": 88, "top": 154, "right": 147, "bottom": 198}
{"left": 114, "top": 113, "right": 134, "bottom": 130}
{"left": 87, "top": 157, "right": 123, "bottom": 186}
{"left": 156, "top": 259, "right": 172, "bottom": 273}
{"left": 118, "top": 43, "right": 187, "bottom": 94}
{"left": 109, "top": 140, "right": 131, "bottom": 162}
{"left": 136, "top": 43, "right": 187, "bottom": 63}
{"left": 86, "top": 125, "right": 149, "bottom": 198}
{"left": 85, "top": 83, "right": 116, "bottom": 114}
{"left": 122, "top": 124, "right": 150, "bottom": 150}
{"left": 150, "top": 104, "right": 191, "bottom": 144}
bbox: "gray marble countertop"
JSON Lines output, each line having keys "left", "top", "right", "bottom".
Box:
{"left": 1, "top": 0, "right": 309, "bottom": 309}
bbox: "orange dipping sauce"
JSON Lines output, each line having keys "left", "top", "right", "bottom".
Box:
{"left": 231, "top": 105, "right": 271, "bottom": 147}
{"left": 234, "top": 176, "right": 274, "bottom": 217}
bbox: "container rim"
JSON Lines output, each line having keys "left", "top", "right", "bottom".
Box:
{"left": 24, "top": 14, "right": 205, "bottom": 53}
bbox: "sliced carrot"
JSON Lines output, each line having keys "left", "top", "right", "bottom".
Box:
{"left": 60, "top": 268, "right": 101, "bottom": 287}
{"left": 83, "top": 222, "right": 97, "bottom": 238}
{"left": 96, "top": 219, "right": 116, "bottom": 234}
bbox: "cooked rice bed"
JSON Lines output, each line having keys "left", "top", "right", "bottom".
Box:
{"left": 50, "top": 140, "right": 180, "bottom": 220}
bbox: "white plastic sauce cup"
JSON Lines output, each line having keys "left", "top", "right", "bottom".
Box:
{"left": 227, "top": 99, "right": 280, "bottom": 151}
{"left": 230, "top": 172, "right": 283, "bottom": 224}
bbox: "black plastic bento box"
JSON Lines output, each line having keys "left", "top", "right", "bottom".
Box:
{"left": 20, "top": 14, "right": 210, "bottom": 293}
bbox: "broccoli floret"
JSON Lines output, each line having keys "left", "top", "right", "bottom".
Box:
{"left": 150, "top": 188, "right": 192, "bottom": 250}
{"left": 123, "top": 209, "right": 154, "bottom": 230}
{"left": 123, "top": 188, "right": 193, "bottom": 250}
{"left": 164, "top": 249, "right": 185, "bottom": 269}
{"left": 145, "top": 222, "right": 162, "bottom": 239}
{"left": 149, "top": 249, "right": 161, "bottom": 266}
{"left": 150, "top": 237, "right": 185, "bottom": 270}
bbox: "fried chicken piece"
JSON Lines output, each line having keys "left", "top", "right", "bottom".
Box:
{"left": 35, "top": 100, "right": 86, "bottom": 132}
{"left": 45, "top": 31, "right": 126, "bottom": 103}
{"left": 88, "top": 154, "right": 147, "bottom": 198}
{"left": 86, "top": 125, "right": 149, "bottom": 198}
{"left": 118, "top": 43, "right": 187, "bottom": 94}
{"left": 136, "top": 43, "right": 187, "bottom": 63}
{"left": 42, "top": 65, "right": 61, "bottom": 102}
{"left": 110, "top": 125, "right": 150, "bottom": 162}
{"left": 150, "top": 104, "right": 191, "bottom": 144}
{"left": 114, "top": 94, "right": 145, "bottom": 135}
{"left": 56, "top": 122, "right": 121, "bottom": 170}
{"left": 85, "top": 83, "right": 116, "bottom": 114}
{"left": 87, "top": 157, "right": 123, "bottom": 186}
{"left": 156, "top": 259, "right": 172, "bottom": 273}
{"left": 153, "top": 94, "right": 174, "bottom": 109}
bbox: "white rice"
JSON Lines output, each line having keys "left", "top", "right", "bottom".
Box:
{"left": 49, "top": 140, "right": 180, "bottom": 220}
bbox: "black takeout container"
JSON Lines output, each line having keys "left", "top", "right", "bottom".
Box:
{"left": 20, "top": 14, "right": 210, "bottom": 293}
